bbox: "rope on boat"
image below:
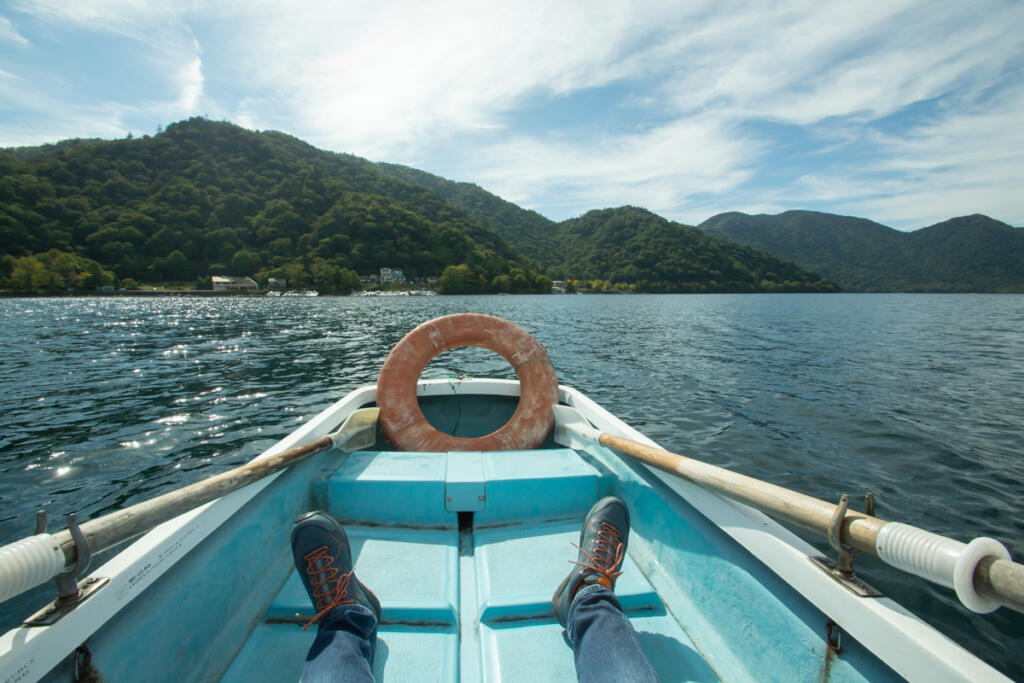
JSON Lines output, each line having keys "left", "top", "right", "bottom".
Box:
{"left": 447, "top": 376, "right": 463, "bottom": 436}
{"left": 513, "top": 358, "right": 555, "bottom": 372}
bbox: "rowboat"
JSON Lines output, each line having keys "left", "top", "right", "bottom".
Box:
{"left": 0, "top": 314, "right": 1019, "bottom": 682}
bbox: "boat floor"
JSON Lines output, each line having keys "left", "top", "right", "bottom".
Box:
{"left": 221, "top": 447, "right": 717, "bottom": 682}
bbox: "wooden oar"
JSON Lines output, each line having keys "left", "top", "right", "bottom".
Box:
{"left": 552, "top": 405, "right": 1024, "bottom": 614}
{"left": 0, "top": 407, "right": 379, "bottom": 605}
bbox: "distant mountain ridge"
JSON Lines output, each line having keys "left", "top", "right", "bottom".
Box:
{"left": 374, "top": 165, "right": 1021, "bottom": 293}
{"left": 544, "top": 206, "right": 836, "bottom": 292}
{"left": 699, "top": 210, "right": 1023, "bottom": 292}
{"left": 372, "top": 167, "right": 835, "bottom": 291}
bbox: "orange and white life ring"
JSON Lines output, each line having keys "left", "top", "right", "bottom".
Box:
{"left": 377, "top": 313, "right": 559, "bottom": 451}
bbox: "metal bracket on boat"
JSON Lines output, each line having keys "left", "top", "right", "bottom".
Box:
{"left": 810, "top": 494, "right": 883, "bottom": 598}
{"left": 23, "top": 512, "right": 109, "bottom": 627}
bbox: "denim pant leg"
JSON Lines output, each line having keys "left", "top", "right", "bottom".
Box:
{"left": 301, "top": 604, "right": 378, "bottom": 683}
{"left": 567, "top": 584, "right": 659, "bottom": 683}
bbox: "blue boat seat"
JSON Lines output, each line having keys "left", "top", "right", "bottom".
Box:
{"left": 221, "top": 446, "right": 717, "bottom": 681}
{"left": 222, "top": 526, "right": 460, "bottom": 682}
{"left": 324, "top": 449, "right": 601, "bottom": 527}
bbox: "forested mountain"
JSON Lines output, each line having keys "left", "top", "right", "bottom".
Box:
{"left": 0, "top": 118, "right": 550, "bottom": 294}
{"left": 0, "top": 117, "right": 839, "bottom": 295}
{"left": 700, "top": 210, "right": 1024, "bottom": 292}
{"left": 376, "top": 163, "right": 558, "bottom": 263}
{"left": 548, "top": 207, "right": 837, "bottom": 292}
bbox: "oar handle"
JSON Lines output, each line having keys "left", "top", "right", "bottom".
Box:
{"left": 597, "top": 432, "right": 1024, "bottom": 614}
{"left": 0, "top": 535, "right": 67, "bottom": 604}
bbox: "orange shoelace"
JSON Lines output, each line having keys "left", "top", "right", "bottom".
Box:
{"left": 297, "top": 545, "right": 356, "bottom": 631}
{"left": 570, "top": 520, "right": 625, "bottom": 587}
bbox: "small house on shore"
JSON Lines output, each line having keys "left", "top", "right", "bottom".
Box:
{"left": 212, "top": 276, "right": 258, "bottom": 291}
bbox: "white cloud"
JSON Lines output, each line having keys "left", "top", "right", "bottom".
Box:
{"left": 459, "top": 115, "right": 758, "bottom": 220}
{"left": 0, "top": 15, "right": 29, "bottom": 46}
{"left": 176, "top": 53, "right": 203, "bottom": 113}
{"left": 214, "top": 0, "right": 683, "bottom": 159}
{"left": 11, "top": 0, "right": 182, "bottom": 38}
{"left": 4, "top": 1, "right": 205, "bottom": 141}
{"left": 787, "top": 87, "right": 1024, "bottom": 229}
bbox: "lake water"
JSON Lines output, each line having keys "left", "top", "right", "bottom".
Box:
{"left": 1, "top": 294, "right": 1022, "bottom": 677}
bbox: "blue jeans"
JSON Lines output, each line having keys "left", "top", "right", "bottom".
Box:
{"left": 568, "top": 584, "right": 659, "bottom": 682}
{"left": 302, "top": 584, "right": 657, "bottom": 682}
{"left": 301, "top": 605, "right": 377, "bottom": 683}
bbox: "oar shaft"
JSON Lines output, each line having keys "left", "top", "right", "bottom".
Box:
{"left": 598, "top": 433, "right": 885, "bottom": 549}
{"left": 597, "top": 432, "right": 1024, "bottom": 614}
{"left": 976, "top": 556, "right": 1024, "bottom": 613}
{"left": 0, "top": 407, "right": 378, "bottom": 607}
{"left": 52, "top": 435, "right": 334, "bottom": 566}
{"left": 0, "top": 434, "right": 337, "bottom": 606}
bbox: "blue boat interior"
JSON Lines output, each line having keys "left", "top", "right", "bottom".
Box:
{"left": 60, "top": 394, "right": 897, "bottom": 682}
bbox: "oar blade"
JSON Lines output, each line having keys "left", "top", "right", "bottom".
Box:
{"left": 552, "top": 405, "right": 601, "bottom": 450}
{"left": 330, "top": 407, "right": 380, "bottom": 452}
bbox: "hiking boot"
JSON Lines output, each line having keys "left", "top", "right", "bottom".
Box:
{"left": 291, "top": 511, "right": 381, "bottom": 631}
{"left": 551, "top": 496, "right": 630, "bottom": 628}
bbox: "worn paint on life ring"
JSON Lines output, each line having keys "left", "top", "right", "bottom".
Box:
{"left": 377, "top": 313, "right": 559, "bottom": 451}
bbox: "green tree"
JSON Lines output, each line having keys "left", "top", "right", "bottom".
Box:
{"left": 440, "top": 264, "right": 472, "bottom": 294}
{"left": 164, "top": 250, "right": 193, "bottom": 280}
{"left": 309, "top": 259, "right": 342, "bottom": 292}
{"left": 230, "top": 249, "right": 260, "bottom": 275}
{"left": 339, "top": 267, "right": 361, "bottom": 294}
{"left": 7, "top": 250, "right": 114, "bottom": 292}
{"left": 282, "top": 262, "right": 308, "bottom": 288}
{"left": 491, "top": 274, "right": 511, "bottom": 293}
{"left": 10, "top": 256, "right": 48, "bottom": 290}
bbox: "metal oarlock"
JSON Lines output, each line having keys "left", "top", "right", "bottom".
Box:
{"left": 810, "top": 494, "right": 883, "bottom": 598}
{"left": 23, "top": 512, "right": 108, "bottom": 627}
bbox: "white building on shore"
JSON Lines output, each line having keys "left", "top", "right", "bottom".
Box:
{"left": 212, "top": 276, "right": 258, "bottom": 291}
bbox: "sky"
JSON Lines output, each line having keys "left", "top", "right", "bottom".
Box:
{"left": 0, "top": 1, "right": 1022, "bottom": 230}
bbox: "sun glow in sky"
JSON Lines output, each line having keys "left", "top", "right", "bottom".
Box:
{"left": 1, "top": 1, "right": 1022, "bottom": 230}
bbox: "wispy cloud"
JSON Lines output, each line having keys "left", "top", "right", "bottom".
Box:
{"left": 10, "top": 0, "right": 182, "bottom": 39}
{"left": 461, "top": 115, "right": 759, "bottom": 220}
{"left": 214, "top": 1, "right": 681, "bottom": 158}
{"left": 0, "top": 15, "right": 29, "bottom": 46}
{"left": 176, "top": 52, "right": 203, "bottom": 113}
{"left": 4, "top": 1, "right": 205, "bottom": 141}
{"left": 794, "top": 88, "right": 1024, "bottom": 228}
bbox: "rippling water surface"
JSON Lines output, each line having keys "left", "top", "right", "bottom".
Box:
{"left": 1, "top": 294, "right": 1022, "bottom": 676}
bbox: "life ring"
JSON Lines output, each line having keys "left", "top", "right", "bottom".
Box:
{"left": 377, "top": 313, "right": 559, "bottom": 451}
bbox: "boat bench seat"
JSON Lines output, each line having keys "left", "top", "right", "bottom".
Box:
{"left": 323, "top": 448, "right": 602, "bottom": 527}
{"left": 220, "top": 448, "right": 712, "bottom": 682}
